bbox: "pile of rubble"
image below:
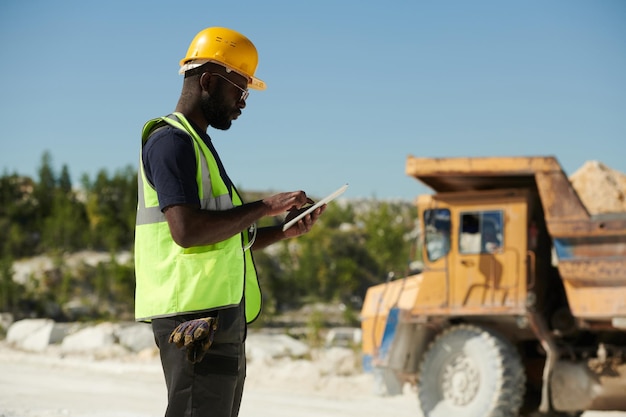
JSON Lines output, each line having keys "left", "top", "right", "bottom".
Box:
{"left": 569, "top": 160, "right": 626, "bottom": 214}
{"left": 4, "top": 319, "right": 157, "bottom": 360}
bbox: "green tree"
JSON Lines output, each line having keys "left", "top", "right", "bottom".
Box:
{"left": 0, "top": 253, "right": 19, "bottom": 315}
{"left": 39, "top": 162, "right": 90, "bottom": 253}
{"left": 0, "top": 175, "right": 38, "bottom": 257}
{"left": 360, "top": 201, "right": 416, "bottom": 277}
{"left": 41, "top": 189, "right": 89, "bottom": 253}
{"left": 58, "top": 165, "right": 72, "bottom": 194}
{"left": 252, "top": 250, "right": 286, "bottom": 316}
{"left": 83, "top": 166, "right": 137, "bottom": 251}
{"left": 34, "top": 151, "right": 57, "bottom": 224}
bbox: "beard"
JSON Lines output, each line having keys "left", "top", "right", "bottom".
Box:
{"left": 200, "top": 89, "right": 233, "bottom": 131}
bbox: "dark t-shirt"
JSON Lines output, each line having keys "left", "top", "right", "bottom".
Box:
{"left": 142, "top": 119, "right": 233, "bottom": 211}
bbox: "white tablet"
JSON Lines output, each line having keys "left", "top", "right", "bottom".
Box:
{"left": 282, "top": 183, "right": 349, "bottom": 231}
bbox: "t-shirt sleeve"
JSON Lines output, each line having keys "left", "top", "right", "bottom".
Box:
{"left": 142, "top": 127, "right": 201, "bottom": 211}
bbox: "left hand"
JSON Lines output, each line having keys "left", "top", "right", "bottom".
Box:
{"left": 283, "top": 203, "right": 326, "bottom": 237}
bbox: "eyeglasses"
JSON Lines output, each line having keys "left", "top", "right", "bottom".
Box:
{"left": 211, "top": 73, "right": 249, "bottom": 102}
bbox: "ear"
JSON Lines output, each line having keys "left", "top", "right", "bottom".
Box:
{"left": 199, "top": 72, "right": 213, "bottom": 93}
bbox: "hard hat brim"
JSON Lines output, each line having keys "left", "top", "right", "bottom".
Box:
{"left": 249, "top": 77, "right": 266, "bottom": 91}
{"left": 179, "top": 59, "right": 266, "bottom": 90}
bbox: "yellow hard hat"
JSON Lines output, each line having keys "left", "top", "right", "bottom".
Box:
{"left": 179, "top": 27, "right": 266, "bottom": 90}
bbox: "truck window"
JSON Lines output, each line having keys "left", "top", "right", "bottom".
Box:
{"left": 459, "top": 211, "right": 504, "bottom": 254}
{"left": 424, "top": 208, "right": 451, "bottom": 262}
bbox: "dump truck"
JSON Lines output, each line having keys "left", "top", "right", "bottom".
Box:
{"left": 360, "top": 156, "right": 626, "bottom": 417}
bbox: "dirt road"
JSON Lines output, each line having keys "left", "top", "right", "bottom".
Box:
{"left": 0, "top": 349, "right": 417, "bottom": 417}
{"left": 0, "top": 346, "right": 623, "bottom": 417}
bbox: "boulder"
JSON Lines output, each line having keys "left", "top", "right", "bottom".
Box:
{"left": 116, "top": 322, "right": 156, "bottom": 353}
{"left": 0, "top": 313, "right": 14, "bottom": 333}
{"left": 61, "top": 322, "right": 116, "bottom": 353}
{"left": 6, "top": 318, "right": 74, "bottom": 352}
{"left": 246, "top": 333, "right": 310, "bottom": 361}
{"left": 314, "top": 346, "right": 360, "bottom": 376}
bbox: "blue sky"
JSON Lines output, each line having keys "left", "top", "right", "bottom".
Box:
{"left": 1, "top": 0, "right": 625, "bottom": 201}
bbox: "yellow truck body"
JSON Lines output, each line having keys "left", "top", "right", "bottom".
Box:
{"left": 361, "top": 156, "right": 626, "bottom": 417}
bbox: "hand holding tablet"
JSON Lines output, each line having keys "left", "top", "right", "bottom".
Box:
{"left": 282, "top": 183, "right": 349, "bottom": 231}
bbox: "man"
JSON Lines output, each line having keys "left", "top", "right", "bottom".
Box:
{"left": 134, "top": 27, "right": 325, "bottom": 417}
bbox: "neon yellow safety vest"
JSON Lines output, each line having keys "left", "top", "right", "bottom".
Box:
{"left": 134, "top": 113, "right": 262, "bottom": 323}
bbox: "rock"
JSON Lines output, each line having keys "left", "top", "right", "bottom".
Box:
{"left": 11, "top": 255, "right": 54, "bottom": 285}
{"left": 62, "top": 299, "right": 96, "bottom": 321}
{"left": 246, "top": 356, "right": 322, "bottom": 393}
{"left": 92, "top": 343, "right": 132, "bottom": 360}
{"left": 11, "top": 250, "right": 132, "bottom": 286}
{"left": 137, "top": 346, "right": 160, "bottom": 361}
{"left": 325, "top": 327, "right": 362, "bottom": 348}
{"left": 6, "top": 318, "right": 75, "bottom": 352}
{"left": 0, "top": 313, "right": 14, "bottom": 333}
{"left": 246, "top": 333, "right": 310, "bottom": 361}
{"left": 116, "top": 322, "right": 156, "bottom": 353}
{"left": 61, "top": 322, "right": 117, "bottom": 354}
{"left": 314, "top": 347, "right": 360, "bottom": 376}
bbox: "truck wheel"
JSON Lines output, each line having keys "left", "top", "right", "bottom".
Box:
{"left": 417, "top": 324, "right": 525, "bottom": 417}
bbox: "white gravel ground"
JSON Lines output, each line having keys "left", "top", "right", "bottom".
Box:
{"left": 0, "top": 343, "right": 623, "bottom": 417}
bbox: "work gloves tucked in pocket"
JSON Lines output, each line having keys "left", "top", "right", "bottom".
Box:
{"left": 169, "top": 317, "right": 219, "bottom": 364}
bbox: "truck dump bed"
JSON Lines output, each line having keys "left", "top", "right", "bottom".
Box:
{"left": 406, "top": 155, "right": 626, "bottom": 323}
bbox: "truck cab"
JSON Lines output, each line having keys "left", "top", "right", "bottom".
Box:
{"left": 417, "top": 189, "right": 530, "bottom": 315}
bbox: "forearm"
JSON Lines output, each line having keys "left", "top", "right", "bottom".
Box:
{"left": 251, "top": 204, "right": 326, "bottom": 250}
{"left": 251, "top": 225, "right": 288, "bottom": 250}
{"left": 165, "top": 200, "right": 269, "bottom": 248}
{"left": 165, "top": 190, "right": 319, "bottom": 249}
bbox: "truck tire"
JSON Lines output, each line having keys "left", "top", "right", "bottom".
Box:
{"left": 417, "top": 324, "right": 525, "bottom": 417}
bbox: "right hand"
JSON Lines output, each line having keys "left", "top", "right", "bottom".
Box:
{"left": 262, "top": 191, "right": 313, "bottom": 217}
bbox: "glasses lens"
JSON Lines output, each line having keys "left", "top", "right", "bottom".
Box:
{"left": 213, "top": 73, "right": 248, "bottom": 102}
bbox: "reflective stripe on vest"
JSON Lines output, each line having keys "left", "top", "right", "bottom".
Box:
{"left": 134, "top": 113, "right": 261, "bottom": 323}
